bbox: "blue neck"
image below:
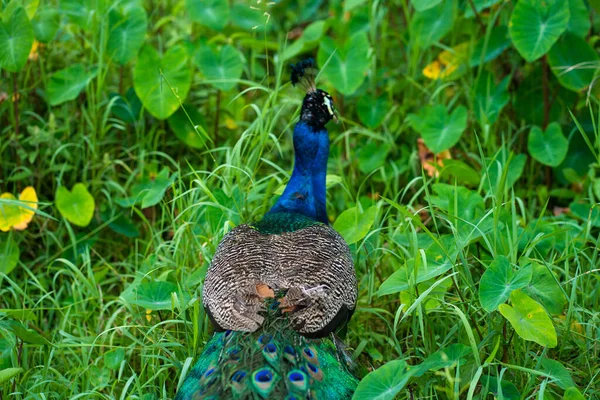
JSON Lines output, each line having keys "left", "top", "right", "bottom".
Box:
{"left": 268, "top": 121, "right": 329, "bottom": 224}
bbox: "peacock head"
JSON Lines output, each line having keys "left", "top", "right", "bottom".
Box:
{"left": 290, "top": 58, "right": 337, "bottom": 130}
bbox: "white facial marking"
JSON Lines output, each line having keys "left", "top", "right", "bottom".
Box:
{"left": 323, "top": 96, "right": 334, "bottom": 115}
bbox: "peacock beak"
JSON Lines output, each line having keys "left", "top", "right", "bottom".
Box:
{"left": 332, "top": 113, "right": 339, "bottom": 124}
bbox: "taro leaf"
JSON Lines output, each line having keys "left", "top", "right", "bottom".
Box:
{"left": 474, "top": 71, "right": 510, "bottom": 125}
{"left": 333, "top": 206, "right": 377, "bottom": 245}
{"left": 0, "top": 237, "right": 19, "bottom": 275}
{"left": 116, "top": 168, "right": 178, "bottom": 209}
{"left": 0, "top": 368, "right": 23, "bottom": 385}
{"left": 409, "top": 0, "right": 455, "bottom": 48}
{"left": 123, "top": 281, "right": 190, "bottom": 311}
{"left": 470, "top": 26, "right": 511, "bottom": 67}
{"left": 479, "top": 256, "right": 532, "bottom": 312}
{"left": 134, "top": 44, "right": 192, "bottom": 119}
{"left": 352, "top": 360, "right": 415, "bottom": 400}
{"left": 4, "top": 320, "right": 52, "bottom": 345}
{"left": 438, "top": 159, "right": 480, "bottom": 186}
{"left": 55, "top": 183, "right": 95, "bottom": 227}
{"left": 1, "top": 0, "right": 39, "bottom": 20}
{"left": 107, "top": 4, "right": 148, "bottom": 65}
{"left": 539, "top": 358, "right": 575, "bottom": 390}
{"left": 186, "top": 0, "right": 229, "bottom": 31}
{"left": 100, "top": 210, "right": 140, "bottom": 238}
{"left": 62, "top": 0, "right": 107, "bottom": 28}
{"left": 484, "top": 153, "right": 527, "bottom": 192}
{"left": 32, "top": 7, "right": 59, "bottom": 43}
{"left": 410, "top": 0, "right": 442, "bottom": 12}
{"left": 413, "top": 344, "right": 471, "bottom": 376}
{"left": 195, "top": 44, "right": 244, "bottom": 91}
{"left": 317, "top": 32, "right": 370, "bottom": 96}
{"left": 0, "top": 338, "right": 13, "bottom": 369}
{"left": 104, "top": 348, "right": 125, "bottom": 370}
{"left": 230, "top": 3, "right": 270, "bottom": 32}
{"left": 109, "top": 88, "right": 142, "bottom": 123}
{"left": 479, "top": 375, "right": 520, "bottom": 400}
{"left": 548, "top": 32, "right": 599, "bottom": 92}
{"left": 0, "top": 7, "right": 34, "bottom": 72}
{"left": 498, "top": 290, "right": 557, "bottom": 348}
{"left": 564, "top": 387, "right": 586, "bottom": 400}
{"left": 167, "top": 105, "right": 207, "bottom": 149}
{"left": 282, "top": 20, "right": 326, "bottom": 61}
{"left": 408, "top": 105, "right": 467, "bottom": 154}
{"left": 357, "top": 95, "right": 389, "bottom": 129}
{"left": 569, "top": 202, "right": 600, "bottom": 228}
{"left": 464, "top": 0, "right": 502, "bottom": 18}
{"left": 567, "top": 0, "right": 590, "bottom": 37}
{"left": 528, "top": 123, "right": 568, "bottom": 167}
{"left": 47, "top": 64, "right": 98, "bottom": 106}
{"left": 356, "top": 142, "right": 391, "bottom": 174}
{"left": 509, "top": 0, "right": 569, "bottom": 62}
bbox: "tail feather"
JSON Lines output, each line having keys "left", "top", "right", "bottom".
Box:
{"left": 175, "top": 313, "right": 357, "bottom": 399}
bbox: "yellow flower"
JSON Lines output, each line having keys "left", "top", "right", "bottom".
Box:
{"left": 0, "top": 186, "right": 38, "bottom": 232}
{"left": 423, "top": 42, "right": 470, "bottom": 80}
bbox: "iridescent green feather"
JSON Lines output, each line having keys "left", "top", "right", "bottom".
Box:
{"left": 249, "top": 212, "right": 324, "bottom": 235}
{"left": 175, "top": 301, "right": 357, "bottom": 400}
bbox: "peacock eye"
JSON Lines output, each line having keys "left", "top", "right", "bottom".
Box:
{"left": 323, "top": 96, "right": 335, "bottom": 116}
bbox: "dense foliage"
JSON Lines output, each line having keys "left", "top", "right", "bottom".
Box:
{"left": 1, "top": 0, "right": 600, "bottom": 398}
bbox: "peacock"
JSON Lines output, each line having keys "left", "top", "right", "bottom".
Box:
{"left": 175, "top": 59, "right": 358, "bottom": 400}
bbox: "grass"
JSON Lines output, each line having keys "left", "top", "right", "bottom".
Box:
{"left": 1, "top": 0, "right": 600, "bottom": 399}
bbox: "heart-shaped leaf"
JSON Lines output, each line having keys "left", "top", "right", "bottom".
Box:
{"left": 317, "top": 32, "right": 370, "bottom": 96}
{"left": 47, "top": 64, "right": 98, "bottom": 106}
{"left": 122, "top": 281, "right": 189, "bottom": 311}
{"left": 564, "top": 387, "right": 586, "bottom": 400}
{"left": 0, "top": 186, "right": 38, "bottom": 232}
{"left": 107, "top": 4, "right": 148, "bottom": 65}
{"left": 470, "top": 26, "right": 511, "bottom": 67}
{"left": 509, "top": 0, "right": 569, "bottom": 62}
{"left": 528, "top": 122, "right": 568, "bottom": 167}
{"left": 195, "top": 44, "right": 243, "bottom": 91}
{"left": 32, "top": 7, "right": 59, "bottom": 43}
{"left": 186, "top": 0, "right": 229, "bottom": 31}
{"left": 479, "top": 375, "right": 521, "bottom": 400}
{"left": 104, "top": 348, "right": 125, "bottom": 370}
{"left": 474, "top": 71, "right": 510, "bottom": 125}
{"left": 0, "top": 237, "right": 19, "bottom": 275}
{"left": 523, "top": 261, "right": 566, "bottom": 315}
{"left": 409, "top": 0, "right": 455, "bottom": 48}
{"left": 353, "top": 360, "right": 416, "bottom": 400}
{"left": 499, "top": 290, "right": 557, "bottom": 348}
{"left": 539, "top": 358, "right": 575, "bottom": 390}
{"left": 134, "top": 44, "right": 192, "bottom": 119}
{"left": 567, "top": 0, "right": 590, "bottom": 37}
{"left": 333, "top": 205, "right": 377, "bottom": 245}
{"left": 479, "top": 256, "right": 532, "bottom": 312}
{"left": 548, "top": 32, "right": 599, "bottom": 92}
{"left": 409, "top": 104, "right": 467, "bottom": 154}
{"left": 357, "top": 95, "right": 389, "bottom": 129}
{"left": 484, "top": 153, "right": 527, "bottom": 192}
{"left": 0, "top": 7, "right": 34, "bottom": 72}
{"left": 55, "top": 183, "right": 95, "bottom": 227}
{"left": 167, "top": 105, "right": 208, "bottom": 149}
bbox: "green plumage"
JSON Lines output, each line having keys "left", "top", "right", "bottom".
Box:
{"left": 249, "top": 212, "right": 324, "bottom": 235}
{"left": 175, "top": 299, "right": 358, "bottom": 399}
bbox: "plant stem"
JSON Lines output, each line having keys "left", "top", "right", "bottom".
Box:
{"left": 119, "top": 65, "right": 124, "bottom": 95}
{"left": 467, "top": 0, "right": 485, "bottom": 30}
{"left": 542, "top": 56, "right": 552, "bottom": 186}
{"left": 214, "top": 90, "right": 221, "bottom": 147}
{"left": 12, "top": 72, "right": 19, "bottom": 138}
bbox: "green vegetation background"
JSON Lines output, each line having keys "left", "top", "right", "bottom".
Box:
{"left": 1, "top": 0, "right": 599, "bottom": 398}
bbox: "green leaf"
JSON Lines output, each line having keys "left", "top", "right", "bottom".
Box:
{"left": 62, "top": 0, "right": 107, "bottom": 28}
{"left": 356, "top": 142, "right": 390, "bottom": 174}
{"left": 167, "top": 105, "right": 207, "bottom": 149}
{"left": 563, "top": 387, "right": 586, "bottom": 400}
{"left": 352, "top": 360, "right": 415, "bottom": 400}
{"left": 194, "top": 44, "right": 243, "bottom": 91}
{"left": 31, "top": 7, "right": 59, "bottom": 43}
{"left": 134, "top": 44, "right": 191, "bottom": 119}
{"left": 484, "top": 153, "right": 527, "bottom": 192}
{"left": 230, "top": 3, "right": 269, "bottom": 32}
{"left": 413, "top": 344, "right": 471, "bottom": 376}
{"left": 411, "top": 0, "right": 441, "bottom": 12}
{"left": 344, "top": 0, "right": 367, "bottom": 12}
{"left": 509, "top": 0, "right": 569, "bottom": 62}
{"left": 409, "top": 104, "right": 467, "bottom": 154}
{"left": 333, "top": 206, "right": 377, "bottom": 245}
{"left": 47, "top": 64, "right": 98, "bottom": 106}
{"left": 186, "top": 0, "right": 229, "bottom": 31}
{"left": 528, "top": 123, "right": 568, "bottom": 167}
{"left": 464, "top": 0, "right": 502, "bottom": 18}
{"left": 566, "top": 0, "right": 590, "bottom": 37}
{"left": 0, "top": 7, "right": 34, "bottom": 72}
{"left": 4, "top": 320, "right": 52, "bottom": 345}
{"left": 470, "top": 26, "right": 511, "bottom": 67}
{"left": 282, "top": 20, "right": 326, "bottom": 61}
{"left": 107, "top": 4, "right": 148, "bottom": 65}
{"left": 498, "top": 290, "right": 557, "bottom": 348}
{"left": 438, "top": 159, "right": 480, "bottom": 186}
{"left": 569, "top": 202, "right": 600, "bottom": 228}
{"left": 409, "top": 0, "right": 455, "bottom": 48}
{"left": 479, "top": 256, "right": 532, "bottom": 312}
{"left": 100, "top": 210, "right": 140, "bottom": 238}
{"left": 539, "top": 358, "right": 575, "bottom": 390}
{"left": 317, "top": 32, "right": 370, "bottom": 96}
{"left": 123, "top": 281, "right": 189, "bottom": 311}
{"left": 474, "top": 71, "right": 510, "bottom": 125}
{"left": 357, "top": 95, "right": 388, "bottom": 129}
{"left": 55, "top": 183, "right": 95, "bottom": 227}
{"left": 117, "top": 168, "right": 178, "bottom": 209}
{"left": 104, "top": 348, "right": 125, "bottom": 370}
{"left": 548, "top": 32, "right": 599, "bottom": 92}
{"left": 0, "top": 367, "right": 23, "bottom": 384}
{"left": 479, "top": 375, "right": 521, "bottom": 400}
{"left": 0, "top": 236, "right": 19, "bottom": 275}
{"left": 523, "top": 262, "right": 566, "bottom": 315}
